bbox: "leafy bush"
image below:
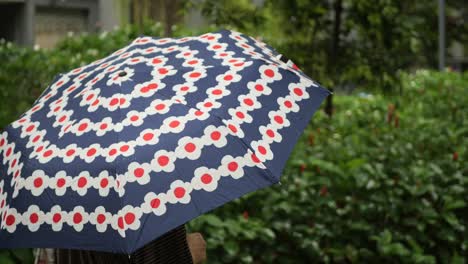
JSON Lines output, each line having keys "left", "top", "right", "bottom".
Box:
{"left": 188, "top": 70, "right": 468, "bottom": 263}
{"left": 200, "top": 0, "right": 468, "bottom": 92}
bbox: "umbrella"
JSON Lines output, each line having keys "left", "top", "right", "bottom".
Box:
{"left": 0, "top": 30, "right": 330, "bottom": 253}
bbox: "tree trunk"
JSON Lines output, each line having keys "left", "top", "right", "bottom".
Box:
{"left": 163, "top": 0, "right": 179, "bottom": 37}
{"left": 325, "top": 0, "right": 343, "bottom": 118}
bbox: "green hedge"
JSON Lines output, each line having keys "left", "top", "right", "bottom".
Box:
{"left": 188, "top": 71, "right": 468, "bottom": 263}
{"left": 0, "top": 27, "right": 467, "bottom": 263}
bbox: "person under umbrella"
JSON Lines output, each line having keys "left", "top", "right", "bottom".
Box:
{"left": 52, "top": 225, "right": 203, "bottom": 264}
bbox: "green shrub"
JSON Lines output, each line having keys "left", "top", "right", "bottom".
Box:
{"left": 188, "top": 70, "right": 468, "bottom": 263}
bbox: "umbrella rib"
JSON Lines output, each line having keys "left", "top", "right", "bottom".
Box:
{"left": 207, "top": 113, "right": 279, "bottom": 183}
{"left": 114, "top": 69, "right": 128, "bottom": 251}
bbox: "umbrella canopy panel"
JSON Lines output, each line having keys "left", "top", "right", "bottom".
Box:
{"left": 0, "top": 30, "right": 330, "bottom": 253}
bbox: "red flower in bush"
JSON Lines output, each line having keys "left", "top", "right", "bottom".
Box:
{"left": 387, "top": 104, "right": 395, "bottom": 123}
{"left": 394, "top": 114, "right": 399, "bottom": 128}
{"left": 453, "top": 152, "right": 458, "bottom": 161}
{"left": 308, "top": 133, "right": 315, "bottom": 146}
{"left": 242, "top": 211, "right": 249, "bottom": 220}
{"left": 319, "top": 186, "right": 328, "bottom": 197}
{"left": 299, "top": 164, "right": 306, "bottom": 173}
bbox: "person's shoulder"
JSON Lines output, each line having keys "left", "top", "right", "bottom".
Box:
{"left": 187, "top": 232, "right": 207, "bottom": 264}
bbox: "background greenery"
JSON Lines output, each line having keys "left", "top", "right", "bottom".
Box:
{"left": 188, "top": 70, "right": 468, "bottom": 263}
{"left": 0, "top": 0, "right": 467, "bottom": 263}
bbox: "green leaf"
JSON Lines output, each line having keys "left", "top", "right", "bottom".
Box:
{"left": 445, "top": 200, "right": 466, "bottom": 211}
{"left": 346, "top": 158, "right": 367, "bottom": 170}
{"left": 202, "top": 214, "right": 224, "bottom": 227}
{"left": 224, "top": 240, "right": 240, "bottom": 256}
{"left": 9, "top": 249, "right": 34, "bottom": 264}
{"left": 307, "top": 158, "right": 344, "bottom": 176}
{"left": 0, "top": 255, "right": 14, "bottom": 264}
{"left": 443, "top": 213, "right": 461, "bottom": 229}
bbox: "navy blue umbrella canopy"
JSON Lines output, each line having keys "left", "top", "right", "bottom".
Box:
{"left": 0, "top": 30, "right": 330, "bottom": 253}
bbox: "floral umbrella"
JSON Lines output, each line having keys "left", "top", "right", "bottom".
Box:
{"left": 0, "top": 30, "right": 330, "bottom": 253}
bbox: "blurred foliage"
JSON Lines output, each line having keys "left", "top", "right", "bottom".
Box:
{"left": 188, "top": 70, "right": 468, "bottom": 263}
{"left": 199, "top": 0, "right": 265, "bottom": 32}
{"left": 0, "top": 249, "right": 33, "bottom": 264}
{"left": 199, "top": 0, "right": 468, "bottom": 91}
